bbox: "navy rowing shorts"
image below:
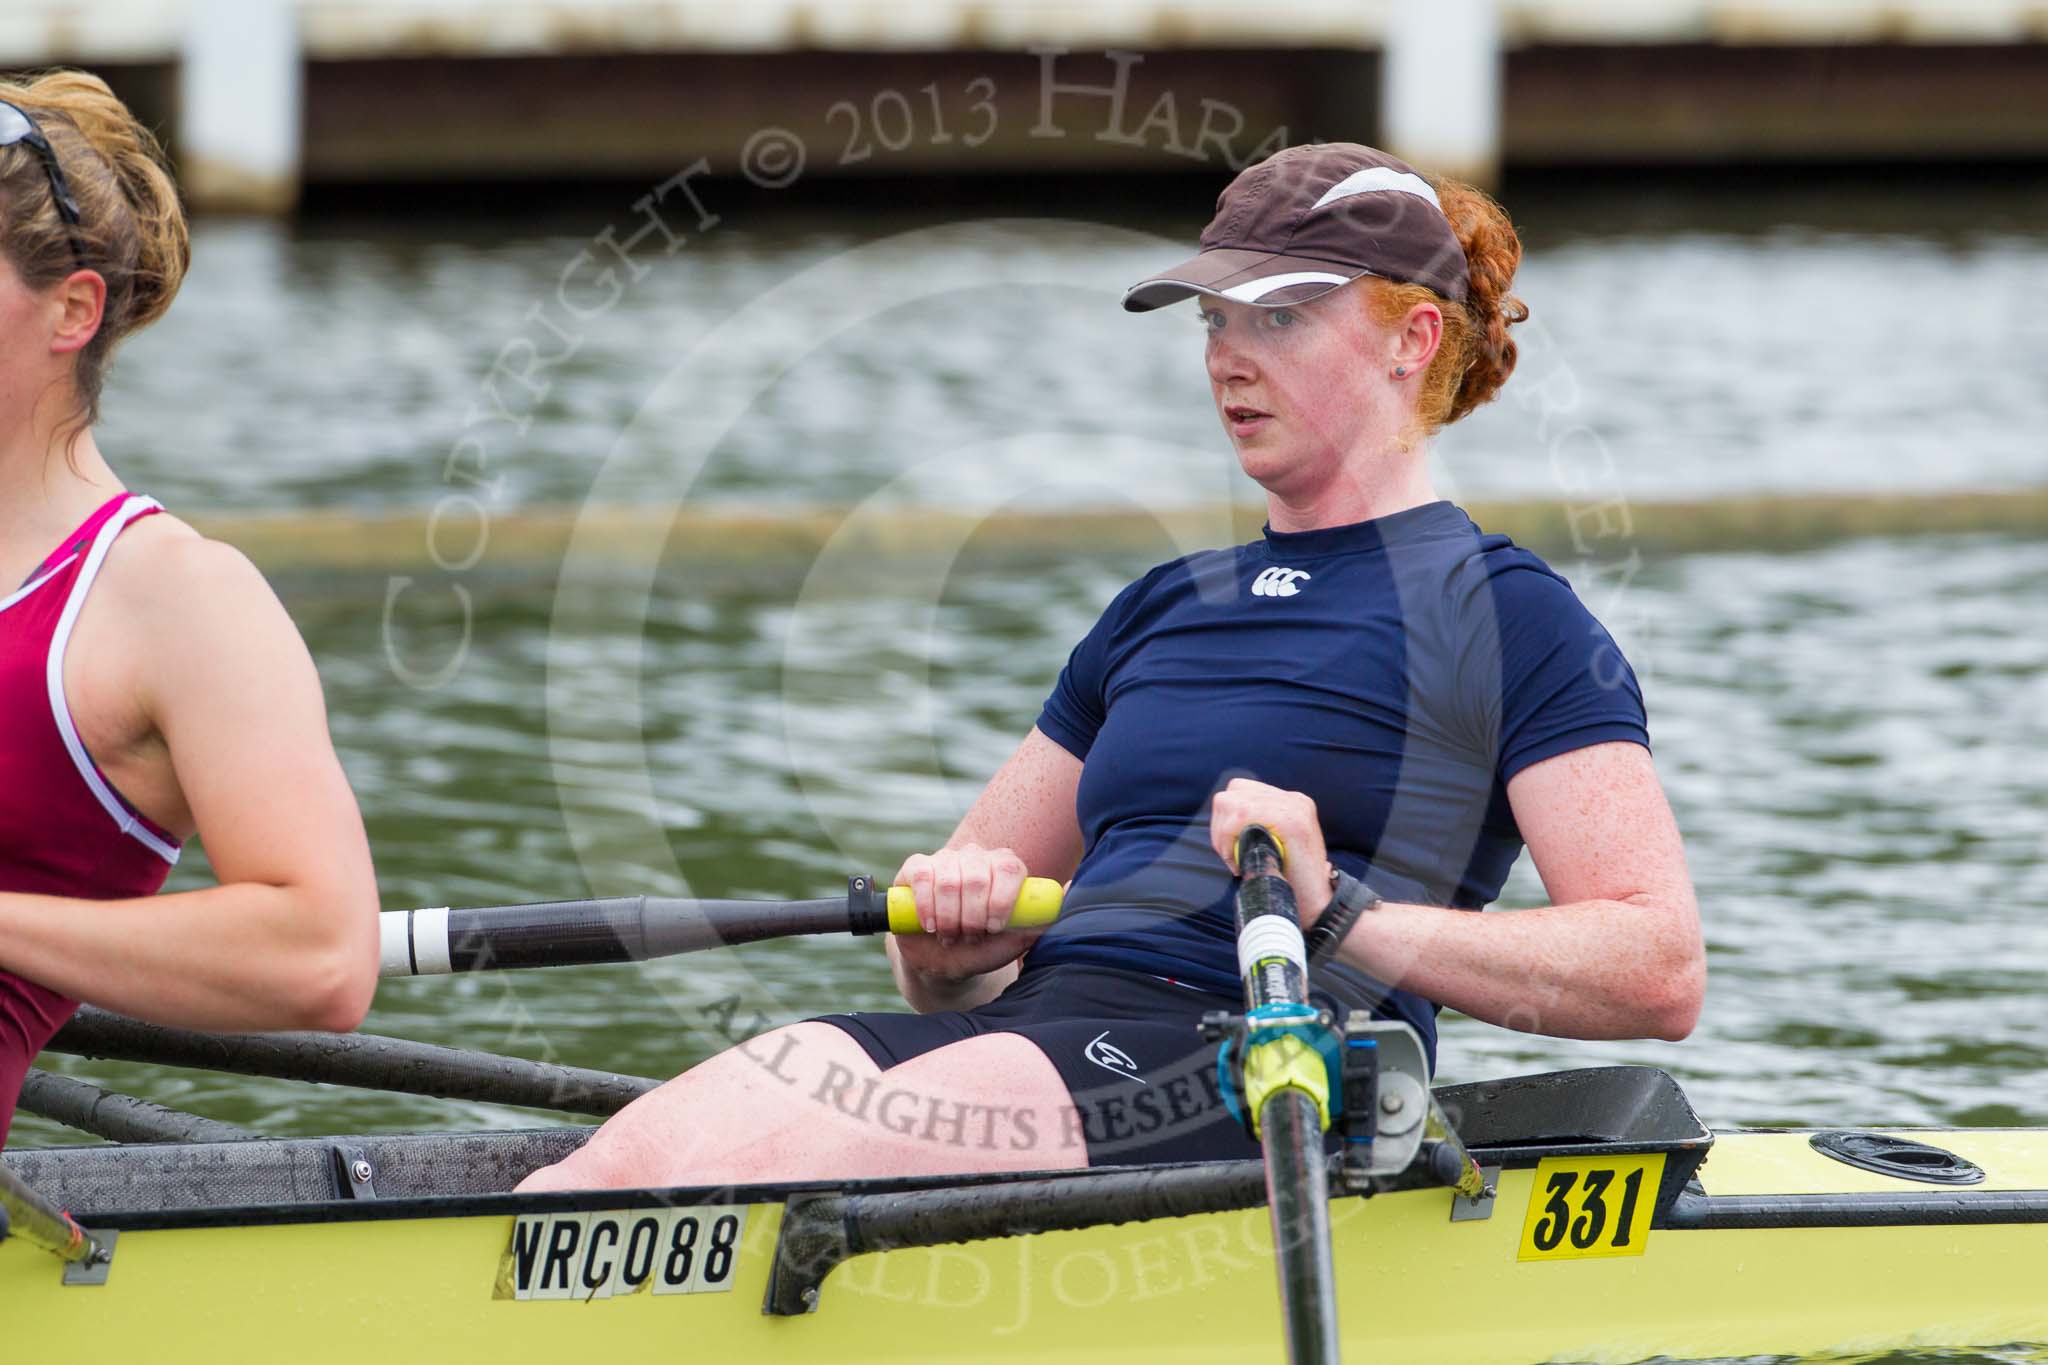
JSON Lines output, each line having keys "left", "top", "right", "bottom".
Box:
{"left": 810, "top": 963, "right": 1352, "bottom": 1167}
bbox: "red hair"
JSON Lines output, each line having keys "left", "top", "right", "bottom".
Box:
{"left": 1358, "top": 176, "right": 1529, "bottom": 435}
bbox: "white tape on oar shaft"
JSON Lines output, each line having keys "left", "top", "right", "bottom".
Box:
{"left": 1237, "top": 916, "right": 1307, "bottom": 979}
{"left": 378, "top": 907, "right": 454, "bottom": 977}
{"left": 377, "top": 910, "right": 412, "bottom": 977}
{"left": 412, "top": 907, "right": 452, "bottom": 974}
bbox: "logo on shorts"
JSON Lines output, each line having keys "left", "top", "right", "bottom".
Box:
{"left": 1252, "top": 566, "right": 1311, "bottom": 598}
{"left": 1085, "top": 1031, "right": 1147, "bottom": 1084}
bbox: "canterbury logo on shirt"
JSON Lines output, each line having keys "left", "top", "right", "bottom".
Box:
{"left": 1251, "top": 566, "right": 1312, "bottom": 598}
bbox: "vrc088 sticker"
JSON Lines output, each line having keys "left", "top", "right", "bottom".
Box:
{"left": 495, "top": 1206, "right": 746, "bottom": 1300}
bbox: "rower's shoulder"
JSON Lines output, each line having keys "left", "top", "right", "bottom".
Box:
{"left": 1140, "top": 542, "right": 1245, "bottom": 587}
{"left": 97, "top": 514, "right": 293, "bottom": 639}
{"left": 104, "top": 512, "right": 272, "bottom": 598}
{"left": 70, "top": 514, "right": 313, "bottom": 719}
{"left": 1090, "top": 545, "right": 1244, "bottom": 622}
{"left": 1441, "top": 522, "right": 1575, "bottom": 598}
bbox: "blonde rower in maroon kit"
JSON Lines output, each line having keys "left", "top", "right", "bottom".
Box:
{"left": 0, "top": 71, "right": 379, "bottom": 1144}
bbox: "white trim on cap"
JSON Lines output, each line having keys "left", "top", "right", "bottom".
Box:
{"left": 1221, "top": 271, "right": 1353, "bottom": 303}
{"left": 1123, "top": 268, "right": 1356, "bottom": 309}
{"left": 1309, "top": 167, "right": 1442, "bottom": 213}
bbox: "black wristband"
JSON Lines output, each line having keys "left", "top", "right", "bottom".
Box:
{"left": 1306, "top": 869, "right": 1380, "bottom": 967}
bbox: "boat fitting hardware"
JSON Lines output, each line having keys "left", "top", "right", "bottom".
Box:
{"left": 1202, "top": 1004, "right": 1344, "bottom": 1140}
{"left": 845, "top": 875, "right": 885, "bottom": 935}
{"left": 61, "top": 1228, "right": 116, "bottom": 1286}
{"left": 766, "top": 1164, "right": 1287, "bottom": 1317}
{"left": 1450, "top": 1166, "right": 1500, "bottom": 1222}
{"left": 762, "top": 1191, "right": 846, "bottom": 1316}
{"left": 1810, "top": 1131, "right": 1985, "bottom": 1186}
{"left": 330, "top": 1144, "right": 380, "bottom": 1200}
{"left": 1338, "top": 1018, "right": 1432, "bottom": 1185}
{"left": 1, "top": 1157, "right": 112, "bottom": 1275}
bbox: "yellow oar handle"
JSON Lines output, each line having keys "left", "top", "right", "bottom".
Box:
{"left": 1234, "top": 824, "right": 1287, "bottom": 874}
{"left": 886, "top": 877, "right": 1064, "bottom": 934}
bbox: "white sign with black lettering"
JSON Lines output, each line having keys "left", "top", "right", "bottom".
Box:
{"left": 495, "top": 1206, "right": 746, "bottom": 1301}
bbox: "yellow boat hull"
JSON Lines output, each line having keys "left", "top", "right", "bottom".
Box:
{"left": 8, "top": 1129, "right": 2048, "bottom": 1364}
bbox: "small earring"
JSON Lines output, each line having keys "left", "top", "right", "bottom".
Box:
{"left": 1393, "top": 366, "right": 1407, "bottom": 378}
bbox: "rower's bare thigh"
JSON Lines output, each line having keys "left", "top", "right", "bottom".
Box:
{"left": 663, "top": 1025, "right": 1084, "bottom": 1169}
{"left": 520, "top": 1024, "right": 1085, "bottom": 1188}
{"left": 528, "top": 1022, "right": 881, "bottom": 1183}
{"left": 851, "top": 1032, "right": 1088, "bottom": 1171}
{"left": 636, "top": 1021, "right": 877, "bottom": 1122}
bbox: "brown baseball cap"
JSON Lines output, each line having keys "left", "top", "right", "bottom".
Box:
{"left": 1123, "top": 142, "right": 1470, "bottom": 312}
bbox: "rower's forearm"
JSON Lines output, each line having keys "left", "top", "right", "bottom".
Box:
{"left": 902, "top": 966, "right": 1016, "bottom": 1014}
{"left": 0, "top": 883, "right": 377, "bottom": 1034}
{"left": 1339, "top": 897, "right": 1704, "bottom": 1042}
{"left": 887, "top": 939, "right": 1019, "bottom": 1013}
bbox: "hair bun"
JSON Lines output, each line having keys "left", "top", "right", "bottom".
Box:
{"left": 1434, "top": 179, "right": 1529, "bottom": 424}
{"left": 0, "top": 67, "right": 190, "bottom": 434}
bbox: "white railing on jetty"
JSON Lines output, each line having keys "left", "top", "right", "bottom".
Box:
{"left": 11, "top": 0, "right": 2046, "bottom": 62}
{"left": 3, "top": 0, "right": 2044, "bottom": 210}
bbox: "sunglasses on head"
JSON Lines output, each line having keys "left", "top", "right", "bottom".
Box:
{"left": 0, "top": 99, "right": 87, "bottom": 266}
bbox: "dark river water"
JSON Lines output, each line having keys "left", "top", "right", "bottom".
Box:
{"left": 12, "top": 172, "right": 2048, "bottom": 1365}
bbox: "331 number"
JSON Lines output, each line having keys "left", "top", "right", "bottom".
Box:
{"left": 1517, "top": 1153, "right": 1664, "bottom": 1261}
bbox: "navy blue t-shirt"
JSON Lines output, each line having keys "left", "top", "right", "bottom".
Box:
{"left": 1027, "top": 500, "right": 1649, "bottom": 1067}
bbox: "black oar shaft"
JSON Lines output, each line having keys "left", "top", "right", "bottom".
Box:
{"left": 435, "top": 895, "right": 850, "bottom": 972}
{"left": 380, "top": 876, "right": 1063, "bottom": 978}
{"left": 17, "top": 1068, "right": 262, "bottom": 1145}
{"left": 1232, "top": 826, "right": 1342, "bottom": 1365}
{"left": 380, "top": 880, "right": 898, "bottom": 978}
{"left": 1263, "top": 1091, "right": 1342, "bottom": 1360}
{"left": 47, "top": 1007, "right": 660, "bottom": 1117}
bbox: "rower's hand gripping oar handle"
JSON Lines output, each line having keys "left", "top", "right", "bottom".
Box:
{"left": 1234, "top": 825, "right": 1287, "bottom": 882}
{"left": 876, "top": 876, "right": 1064, "bottom": 935}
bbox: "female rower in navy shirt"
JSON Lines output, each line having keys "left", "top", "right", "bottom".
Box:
{"left": 521, "top": 143, "right": 1704, "bottom": 1191}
